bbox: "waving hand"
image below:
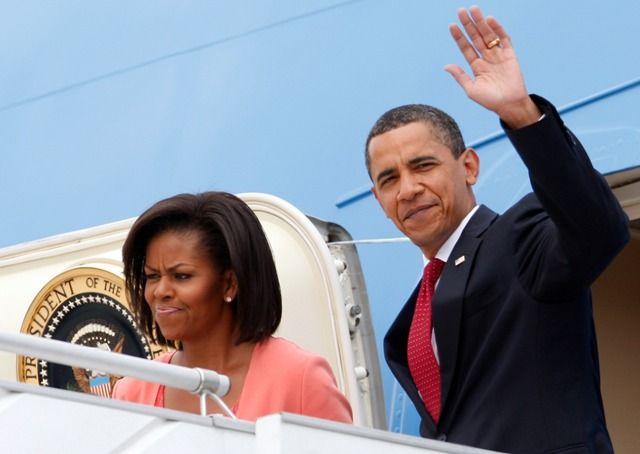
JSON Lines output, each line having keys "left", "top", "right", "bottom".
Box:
{"left": 444, "top": 6, "right": 541, "bottom": 128}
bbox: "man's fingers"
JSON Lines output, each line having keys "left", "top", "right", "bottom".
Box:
{"left": 457, "top": 7, "right": 486, "bottom": 53}
{"left": 486, "top": 16, "right": 512, "bottom": 49}
{"left": 449, "top": 23, "right": 479, "bottom": 66}
{"left": 467, "top": 6, "right": 502, "bottom": 52}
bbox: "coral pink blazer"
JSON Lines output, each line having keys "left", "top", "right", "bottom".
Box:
{"left": 112, "top": 337, "right": 352, "bottom": 423}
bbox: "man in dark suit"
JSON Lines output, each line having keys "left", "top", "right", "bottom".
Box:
{"left": 365, "top": 6, "right": 629, "bottom": 453}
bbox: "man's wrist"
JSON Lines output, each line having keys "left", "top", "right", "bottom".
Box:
{"left": 498, "top": 97, "right": 543, "bottom": 130}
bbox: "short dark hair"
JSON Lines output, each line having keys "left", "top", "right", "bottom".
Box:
{"left": 364, "top": 104, "right": 466, "bottom": 177}
{"left": 122, "top": 191, "right": 282, "bottom": 348}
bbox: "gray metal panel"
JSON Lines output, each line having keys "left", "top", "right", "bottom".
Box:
{"left": 308, "top": 215, "right": 386, "bottom": 429}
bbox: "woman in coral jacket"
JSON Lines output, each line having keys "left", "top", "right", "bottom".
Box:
{"left": 112, "top": 191, "right": 352, "bottom": 423}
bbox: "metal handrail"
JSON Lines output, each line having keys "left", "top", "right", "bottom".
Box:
{"left": 0, "top": 330, "right": 235, "bottom": 418}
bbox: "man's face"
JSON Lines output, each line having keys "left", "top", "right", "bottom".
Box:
{"left": 368, "top": 121, "right": 479, "bottom": 258}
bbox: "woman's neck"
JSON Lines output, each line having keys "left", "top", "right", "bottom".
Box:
{"left": 174, "top": 334, "right": 256, "bottom": 375}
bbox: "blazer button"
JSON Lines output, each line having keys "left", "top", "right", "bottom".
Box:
{"left": 437, "top": 433, "right": 447, "bottom": 442}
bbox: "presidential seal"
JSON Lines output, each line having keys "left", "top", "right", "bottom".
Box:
{"left": 18, "top": 267, "right": 165, "bottom": 396}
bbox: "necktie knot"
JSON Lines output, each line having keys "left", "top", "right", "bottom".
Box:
{"left": 424, "top": 258, "right": 445, "bottom": 289}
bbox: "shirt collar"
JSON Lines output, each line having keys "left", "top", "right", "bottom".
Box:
{"left": 427, "top": 205, "right": 479, "bottom": 265}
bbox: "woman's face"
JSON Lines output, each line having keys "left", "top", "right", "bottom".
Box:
{"left": 143, "top": 229, "right": 234, "bottom": 343}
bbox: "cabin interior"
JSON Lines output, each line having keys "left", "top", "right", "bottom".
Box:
{"left": 595, "top": 167, "right": 640, "bottom": 453}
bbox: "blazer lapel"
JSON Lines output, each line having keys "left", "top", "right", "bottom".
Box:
{"left": 384, "top": 284, "right": 439, "bottom": 434}
{"left": 434, "top": 205, "right": 497, "bottom": 420}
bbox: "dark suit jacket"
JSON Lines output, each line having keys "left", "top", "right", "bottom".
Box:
{"left": 384, "top": 96, "right": 629, "bottom": 454}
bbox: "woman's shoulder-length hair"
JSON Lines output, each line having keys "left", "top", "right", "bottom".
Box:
{"left": 122, "top": 191, "right": 282, "bottom": 347}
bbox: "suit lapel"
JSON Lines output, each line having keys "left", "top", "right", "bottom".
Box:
{"left": 434, "top": 205, "right": 497, "bottom": 419}
{"left": 385, "top": 283, "right": 440, "bottom": 434}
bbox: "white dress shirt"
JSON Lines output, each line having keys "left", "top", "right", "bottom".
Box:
{"left": 425, "top": 205, "right": 479, "bottom": 364}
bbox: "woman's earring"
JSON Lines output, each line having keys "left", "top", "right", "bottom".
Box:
{"left": 225, "top": 296, "right": 232, "bottom": 303}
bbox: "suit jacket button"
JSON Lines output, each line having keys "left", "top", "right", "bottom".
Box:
{"left": 437, "top": 433, "right": 447, "bottom": 442}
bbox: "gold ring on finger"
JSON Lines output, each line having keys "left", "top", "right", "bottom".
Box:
{"left": 486, "top": 37, "right": 501, "bottom": 49}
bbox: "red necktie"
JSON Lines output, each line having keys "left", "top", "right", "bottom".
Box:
{"left": 407, "top": 258, "right": 445, "bottom": 424}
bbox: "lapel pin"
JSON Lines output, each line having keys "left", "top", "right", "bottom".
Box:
{"left": 454, "top": 255, "right": 466, "bottom": 266}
